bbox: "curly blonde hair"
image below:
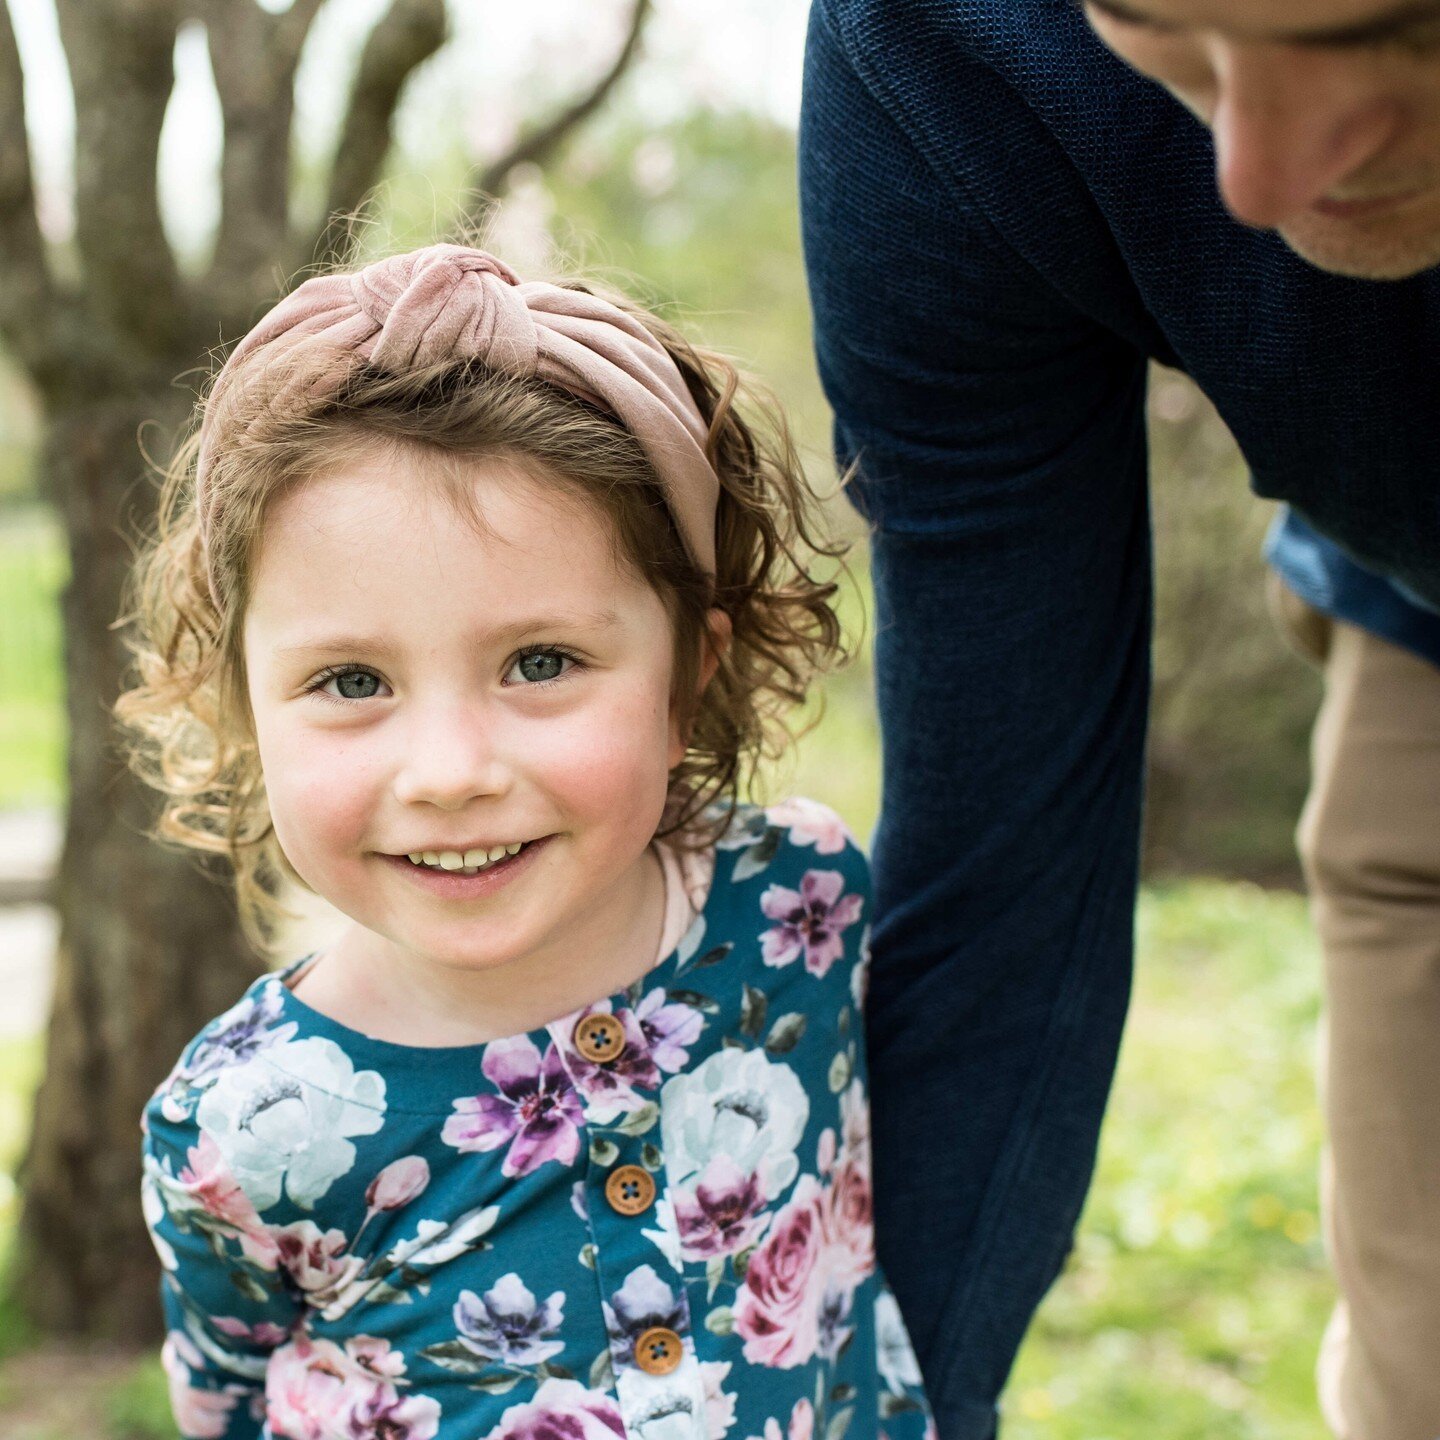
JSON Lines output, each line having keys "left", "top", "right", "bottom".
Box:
{"left": 114, "top": 249, "right": 853, "bottom": 957}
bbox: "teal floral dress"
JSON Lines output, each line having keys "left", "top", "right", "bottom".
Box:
{"left": 141, "top": 797, "right": 938, "bottom": 1440}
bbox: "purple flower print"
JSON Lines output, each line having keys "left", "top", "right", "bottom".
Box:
{"left": 442, "top": 1037, "right": 584, "bottom": 1177}
{"left": 759, "top": 870, "right": 864, "bottom": 979}
{"left": 186, "top": 988, "right": 294, "bottom": 1084}
{"left": 672, "top": 1154, "right": 772, "bottom": 1261}
{"left": 815, "top": 1282, "right": 855, "bottom": 1363}
{"left": 600, "top": 1264, "right": 691, "bottom": 1367}
{"left": 454, "top": 1273, "right": 566, "bottom": 1365}
{"left": 634, "top": 988, "right": 705, "bottom": 1073}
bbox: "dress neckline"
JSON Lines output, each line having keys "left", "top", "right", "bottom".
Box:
{"left": 255, "top": 836, "right": 736, "bottom": 1109}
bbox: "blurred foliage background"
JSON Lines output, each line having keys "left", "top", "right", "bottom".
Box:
{"left": 0, "top": 0, "right": 1331, "bottom": 1434}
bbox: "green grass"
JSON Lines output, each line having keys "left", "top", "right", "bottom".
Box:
{"left": 1006, "top": 881, "right": 1330, "bottom": 1439}
{"left": 0, "top": 509, "right": 66, "bottom": 809}
{"left": 0, "top": 880, "right": 1330, "bottom": 1437}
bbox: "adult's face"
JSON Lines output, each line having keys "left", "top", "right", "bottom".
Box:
{"left": 1082, "top": 0, "right": 1440, "bottom": 278}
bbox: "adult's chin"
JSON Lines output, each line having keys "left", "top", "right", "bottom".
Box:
{"left": 1276, "top": 195, "right": 1440, "bottom": 281}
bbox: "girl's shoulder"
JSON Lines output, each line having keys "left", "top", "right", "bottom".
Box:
{"left": 709, "top": 793, "right": 869, "bottom": 892}
{"left": 139, "top": 965, "right": 381, "bottom": 1178}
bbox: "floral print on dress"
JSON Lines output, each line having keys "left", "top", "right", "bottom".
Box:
{"left": 266, "top": 1333, "right": 441, "bottom": 1440}
{"left": 196, "top": 1036, "right": 385, "bottom": 1210}
{"left": 760, "top": 871, "right": 864, "bottom": 979}
{"left": 141, "top": 796, "right": 935, "bottom": 1440}
{"left": 443, "top": 1036, "right": 584, "bottom": 1176}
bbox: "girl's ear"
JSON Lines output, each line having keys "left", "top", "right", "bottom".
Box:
{"left": 668, "top": 607, "right": 733, "bottom": 767}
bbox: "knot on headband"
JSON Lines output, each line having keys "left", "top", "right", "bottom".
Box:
{"left": 195, "top": 243, "right": 720, "bottom": 593}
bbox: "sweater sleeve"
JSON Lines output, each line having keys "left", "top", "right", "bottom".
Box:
{"left": 141, "top": 1098, "right": 305, "bottom": 1440}
{"left": 800, "top": 8, "right": 1151, "bottom": 1439}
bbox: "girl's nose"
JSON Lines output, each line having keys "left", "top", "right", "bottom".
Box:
{"left": 390, "top": 705, "right": 515, "bottom": 810}
{"left": 1207, "top": 42, "right": 1403, "bottom": 229}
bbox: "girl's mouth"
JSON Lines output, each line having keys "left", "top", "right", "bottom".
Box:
{"left": 379, "top": 835, "right": 552, "bottom": 897}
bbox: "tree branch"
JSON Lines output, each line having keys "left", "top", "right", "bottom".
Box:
{"left": 200, "top": 0, "right": 326, "bottom": 320}
{"left": 471, "top": 0, "right": 651, "bottom": 204}
{"left": 0, "top": 0, "right": 68, "bottom": 382}
{"left": 52, "top": 0, "right": 188, "bottom": 357}
{"left": 301, "top": 0, "right": 448, "bottom": 277}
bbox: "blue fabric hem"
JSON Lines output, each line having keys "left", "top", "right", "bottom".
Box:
{"left": 1265, "top": 509, "right": 1440, "bottom": 671}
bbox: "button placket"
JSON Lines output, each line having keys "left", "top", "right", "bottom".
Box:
{"left": 549, "top": 1006, "right": 708, "bottom": 1440}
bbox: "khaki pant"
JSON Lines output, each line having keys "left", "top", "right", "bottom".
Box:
{"left": 1270, "top": 576, "right": 1440, "bottom": 1440}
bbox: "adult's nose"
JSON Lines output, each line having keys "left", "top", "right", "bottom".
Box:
{"left": 1207, "top": 41, "right": 1403, "bottom": 228}
{"left": 391, "top": 698, "right": 515, "bottom": 811}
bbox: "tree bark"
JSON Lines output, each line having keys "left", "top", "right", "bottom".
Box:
{"left": 0, "top": 0, "right": 650, "bottom": 1341}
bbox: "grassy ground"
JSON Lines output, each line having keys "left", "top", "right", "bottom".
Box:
{"left": 0, "top": 880, "right": 1330, "bottom": 1439}
{"left": 0, "top": 509, "right": 65, "bottom": 811}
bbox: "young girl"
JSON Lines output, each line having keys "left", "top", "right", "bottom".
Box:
{"left": 120, "top": 241, "right": 937, "bottom": 1440}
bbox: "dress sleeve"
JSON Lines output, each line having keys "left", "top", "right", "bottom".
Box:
{"left": 800, "top": 8, "right": 1150, "bottom": 1438}
{"left": 141, "top": 1102, "right": 304, "bottom": 1440}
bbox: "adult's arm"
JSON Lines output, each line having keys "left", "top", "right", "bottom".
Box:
{"left": 799, "top": 7, "right": 1152, "bottom": 1438}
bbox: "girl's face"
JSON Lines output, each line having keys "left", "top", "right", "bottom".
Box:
{"left": 242, "top": 448, "right": 713, "bottom": 985}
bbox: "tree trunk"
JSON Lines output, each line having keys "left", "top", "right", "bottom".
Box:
{"left": 11, "top": 392, "right": 263, "bottom": 1338}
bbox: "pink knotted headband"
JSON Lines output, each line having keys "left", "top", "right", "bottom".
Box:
{"left": 194, "top": 244, "right": 720, "bottom": 591}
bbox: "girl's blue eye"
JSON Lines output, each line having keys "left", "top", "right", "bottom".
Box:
{"left": 507, "top": 647, "right": 580, "bottom": 687}
{"left": 308, "top": 667, "right": 384, "bottom": 702}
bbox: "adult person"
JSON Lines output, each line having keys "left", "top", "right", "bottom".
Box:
{"left": 797, "top": 3, "right": 1440, "bottom": 1439}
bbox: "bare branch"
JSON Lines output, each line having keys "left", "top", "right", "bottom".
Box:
{"left": 471, "top": 0, "right": 650, "bottom": 204}
{"left": 52, "top": 0, "right": 188, "bottom": 355}
{"left": 200, "top": 0, "right": 326, "bottom": 317}
{"left": 301, "top": 0, "right": 448, "bottom": 276}
{"left": 0, "top": 0, "right": 69, "bottom": 380}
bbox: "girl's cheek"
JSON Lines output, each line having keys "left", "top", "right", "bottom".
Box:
{"left": 263, "top": 725, "right": 384, "bottom": 854}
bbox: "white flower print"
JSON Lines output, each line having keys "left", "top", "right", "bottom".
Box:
{"left": 661, "top": 1048, "right": 809, "bottom": 1201}
{"left": 195, "top": 1037, "right": 385, "bottom": 1211}
{"left": 874, "top": 1290, "right": 924, "bottom": 1395}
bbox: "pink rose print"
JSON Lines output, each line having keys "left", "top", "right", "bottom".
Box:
{"left": 480, "top": 1377, "right": 626, "bottom": 1440}
{"left": 821, "top": 1157, "right": 875, "bottom": 1294}
{"left": 673, "top": 1153, "right": 772, "bottom": 1260}
{"left": 266, "top": 1333, "right": 439, "bottom": 1440}
{"left": 442, "top": 1036, "right": 584, "bottom": 1177}
{"left": 268, "top": 1220, "right": 366, "bottom": 1307}
{"left": 733, "top": 1175, "right": 828, "bottom": 1368}
{"left": 161, "top": 1332, "right": 241, "bottom": 1439}
{"left": 760, "top": 870, "right": 864, "bottom": 978}
{"left": 766, "top": 796, "right": 854, "bottom": 854}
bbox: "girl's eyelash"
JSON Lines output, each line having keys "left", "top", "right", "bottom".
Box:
{"left": 301, "top": 645, "right": 585, "bottom": 704}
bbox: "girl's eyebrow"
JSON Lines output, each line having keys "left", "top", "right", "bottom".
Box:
{"left": 276, "top": 609, "right": 622, "bottom": 659}
{"left": 1083, "top": 0, "right": 1440, "bottom": 44}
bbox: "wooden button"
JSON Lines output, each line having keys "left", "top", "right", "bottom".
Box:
{"left": 634, "top": 1325, "right": 683, "bottom": 1375}
{"left": 574, "top": 1012, "right": 626, "bottom": 1064}
{"left": 605, "top": 1164, "right": 656, "bottom": 1216}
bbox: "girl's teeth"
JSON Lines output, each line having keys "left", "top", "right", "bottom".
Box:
{"left": 404, "top": 842, "right": 528, "bottom": 872}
